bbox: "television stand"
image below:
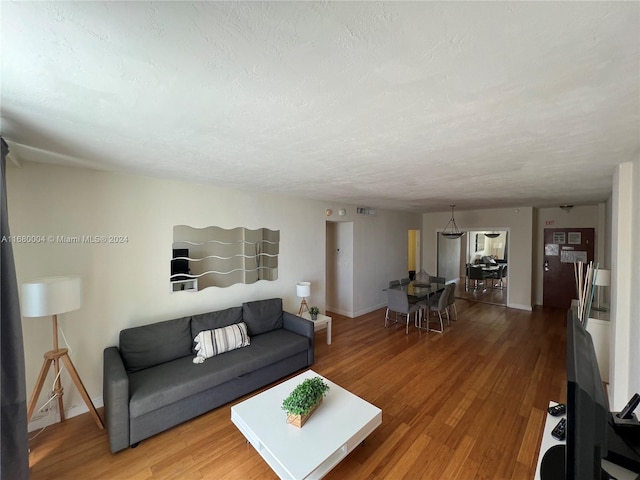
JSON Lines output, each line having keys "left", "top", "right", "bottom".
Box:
{"left": 606, "top": 417, "right": 640, "bottom": 475}
{"left": 536, "top": 401, "right": 640, "bottom": 479}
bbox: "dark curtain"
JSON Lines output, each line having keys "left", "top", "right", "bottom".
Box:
{"left": 0, "top": 138, "right": 29, "bottom": 478}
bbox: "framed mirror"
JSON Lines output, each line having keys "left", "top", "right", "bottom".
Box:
{"left": 171, "top": 226, "right": 279, "bottom": 292}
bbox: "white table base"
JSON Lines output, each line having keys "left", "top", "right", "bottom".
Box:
{"left": 300, "top": 312, "right": 332, "bottom": 345}
{"left": 231, "top": 370, "right": 381, "bottom": 479}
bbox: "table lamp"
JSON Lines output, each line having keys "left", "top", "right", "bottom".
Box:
{"left": 592, "top": 269, "right": 610, "bottom": 312}
{"left": 21, "top": 276, "right": 104, "bottom": 429}
{"left": 296, "top": 281, "right": 311, "bottom": 315}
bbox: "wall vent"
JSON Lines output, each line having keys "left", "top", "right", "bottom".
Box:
{"left": 356, "top": 207, "right": 376, "bottom": 216}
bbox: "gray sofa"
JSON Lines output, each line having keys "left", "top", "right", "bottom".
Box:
{"left": 103, "top": 298, "right": 314, "bottom": 453}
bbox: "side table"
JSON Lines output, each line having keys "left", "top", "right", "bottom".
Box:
{"left": 300, "top": 312, "right": 332, "bottom": 345}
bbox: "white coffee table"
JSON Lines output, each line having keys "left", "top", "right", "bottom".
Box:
{"left": 231, "top": 370, "right": 382, "bottom": 479}
{"left": 300, "top": 312, "right": 332, "bottom": 345}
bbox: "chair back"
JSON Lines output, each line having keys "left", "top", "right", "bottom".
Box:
{"left": 387, "top": 288, "right": 410, "bottom": 314}
{"left": 439, "top": 283, "right": 455, "bottom": 309}
{"left": 446, "top": 282, "right": 456, "bottom": 306}
{"left": 501, "top": 265, "right": 508, "bottom": 278}
{"left": 389, "top": 280, "right": 400, "bottom": 288}
{"left": 468, "top": 266, "right": 485, "bottom": 280}
{"left": 400, "top": 277, "right": 410, "bottom": 285}
{"left": 429, "top": 276, "right": 446, "bottom": 284}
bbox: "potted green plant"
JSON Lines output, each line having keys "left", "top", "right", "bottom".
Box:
{"left": 309, "top": 306, "right": 320, "bottom": 320}
{"left": 281, "top": 376, "right": 330, "bottom": 427}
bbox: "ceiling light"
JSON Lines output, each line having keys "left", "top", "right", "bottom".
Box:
{"left": 441, "top": 205, "right": 465, "bottom": 239}
{"left": 484, "top": 232, "right": 500, "bottom": 238}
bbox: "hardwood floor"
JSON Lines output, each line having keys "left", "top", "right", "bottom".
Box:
{"left": 28, "top": 301, "right": 567, "bottom": 479}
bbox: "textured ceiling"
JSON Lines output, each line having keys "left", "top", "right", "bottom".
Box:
{"left": 1, "top": 1, "right": 639, "bottom": 213}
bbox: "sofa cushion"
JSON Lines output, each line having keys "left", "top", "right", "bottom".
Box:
{"left": 128, "top": 328, "right": 310, "bottom": 418}
{"left": 191, "top": 307, "right": 243, "bottom": 346}
{"left": 242, "top": 298, "right": 283, "bottom": 335}
{"left": 119, "top": 317, "right": 192, "bottom": 373}
{"left": 193, "top": 322, "right": 250, "bottom": 363}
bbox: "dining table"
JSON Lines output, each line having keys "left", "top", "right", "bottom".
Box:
{"left": 386, "top": 281, "right": 447, "bottom": 301}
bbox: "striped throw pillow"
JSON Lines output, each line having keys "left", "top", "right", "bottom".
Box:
{"left": 193, "top": 322, "right": 250, "bottom": 364}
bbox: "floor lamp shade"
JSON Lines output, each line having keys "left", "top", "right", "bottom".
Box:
{"left": 21, "top": 276, "right": 82, "bottom": 317}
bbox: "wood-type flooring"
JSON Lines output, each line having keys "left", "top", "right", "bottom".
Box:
{"left": 28, "top": 300, "right": 567, "bottom": 479}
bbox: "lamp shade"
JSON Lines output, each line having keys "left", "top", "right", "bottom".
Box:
{"left": 296, "top": 281, "right": 310, "bottom": 298}
{"left": 593, "top": 269, "right": 610, "bottom": 287}
{"left": 21, "top": 276, "right": 82, "bottom": 317}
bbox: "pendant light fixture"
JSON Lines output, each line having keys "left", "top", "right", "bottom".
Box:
{"left": 484, "top": 232, "right": 500, "bottom": 239}
{"left": 441, "top": 205, "right": 465, "bottom": 239}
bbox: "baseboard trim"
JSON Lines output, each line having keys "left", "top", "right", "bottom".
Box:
{"left": 28, "top": 395, "right": 103, "bottom": 433}
{"left": 327, "top": 303, "right": 386, "bottom": 318}
{"left": 353, "top": 303, "right": 386, "bottom": 318}
{"left": 325, "top": 306, "right": 353, "bottom": 317}
{"left": 507, "top": 303, "right": 533, "bottom": 311}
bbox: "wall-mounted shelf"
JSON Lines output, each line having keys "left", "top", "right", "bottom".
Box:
{"left": 170, "top": 278, "right": 198, "bottom": 293}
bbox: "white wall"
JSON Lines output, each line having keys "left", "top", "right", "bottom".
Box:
{"left": 7, "top": 161, "right": 418, "bottom": 424}
{"left": 352, "top": 209, "right": 422, "bottom": 317}
{"left": 533, "top": 205, "right": 604, "bottom": 306}
{"left": 325, "top": 221, "right": 354, "bottom": 316}
{"left": 423, "top": 207, "right": 533, "bottom": 310}
{"left": 610, "top": 158, "right": 640, "bottom": 411}
{"left": 324, "top": 209, "right": 422, "bottom": 318}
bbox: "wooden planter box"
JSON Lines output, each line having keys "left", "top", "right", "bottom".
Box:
{"left": 286, "top": 397, "right": 323, "bottom": 428}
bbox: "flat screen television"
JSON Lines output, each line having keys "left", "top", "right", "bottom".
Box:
{"left": 542, "top": 310, "right": 640, "bottom": 479}
{"left": 566, "top": 310, "right": 610, "bottom": 479}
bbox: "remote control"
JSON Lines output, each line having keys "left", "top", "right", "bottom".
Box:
{"left": 551, "top": 418, "right": 566, "bottom": 441}
{"left": 548, "top": 403, "right": 566, "bottom": 416}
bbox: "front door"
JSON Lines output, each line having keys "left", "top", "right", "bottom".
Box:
{"left": 543, "top": 228, "right": 595, "bottom": 309}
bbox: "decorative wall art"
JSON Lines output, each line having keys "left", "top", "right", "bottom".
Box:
{"left": 170, "top": 226, "right": 279, "bottom": 292}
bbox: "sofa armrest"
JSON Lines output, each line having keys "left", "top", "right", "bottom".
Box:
{"left": 103, "top": 346, "right": 130, "bottom": 453}
{"left": 282, "top": 311, "right": 314, "bottom": 365}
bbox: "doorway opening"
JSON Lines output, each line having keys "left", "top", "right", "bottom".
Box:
{"left": 325, "top": 221, "right": 354, "bottom": 317}
{"left": 408, "top": 230, "right": 420, "bottom": 280}
{"left": 462, "top": 230, "right": 508, "bottom": 306}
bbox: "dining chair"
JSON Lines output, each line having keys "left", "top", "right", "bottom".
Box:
{"left": 399, "top": 277, "right": 410, "bottom": 285}
{"left": 388, "top": 280, "right": 400, "bottom": 288}
{"left": 421, "top": 283, "right": 455, "bottom": 333}
{"left": 485, "top": 264, "right": 507, "bottom": 288}
{"left": 465, "top": 264, "right": 473, "bottom": 290}
{"left": 468, "top": 266, "right": 486, "bottom": 291}
{"left": 446, "top": 281, "right": 458, "bottom": 321}
{"left": 385, "top": 288, "right": 421, "bottom": 334}
{"left": 429, "top": 276, "right": 446, "bottom": 285}
{"left": 499, "top": 265, "right": 508, "bottom": 288}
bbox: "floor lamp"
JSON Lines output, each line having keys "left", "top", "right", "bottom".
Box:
{"left": 297, "top": 281, "right": 311, "bottom": 315}
{"left": 21, "top": 276, "right": 104, "bottom": 429}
